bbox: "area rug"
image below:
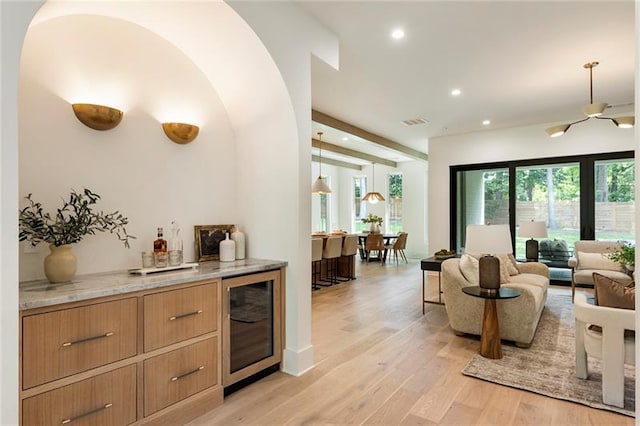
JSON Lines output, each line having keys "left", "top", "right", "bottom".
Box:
{"left": 462, "top": 289, "right": 635, "bottom": 417}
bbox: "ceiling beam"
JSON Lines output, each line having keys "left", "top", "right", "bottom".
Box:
{"left": 312, "top": 155, "right": 362, "bottom": 171}
{"left": 312, "top": 109, "right": 428, "bottom": 161}
{"left": 312, "top": 139, "right": 397, "bottom": 168}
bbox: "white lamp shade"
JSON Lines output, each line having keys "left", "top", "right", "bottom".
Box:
{"left": 582, "top": 102, "right": 608, "bottom": 117}
{"left": 518, "top": 220, "right": 548, "bottom": 239}
{"left": 465, "top": 224, "right": 513, "bottom": 255}
{"left": 311, "top": 177, "right": 331, "bottom": 194}
{"left": 545, "top": 124, "right": 569, "bottom": 137}
{"left": 614, "top": 116, "right": 635, "bottom": 129}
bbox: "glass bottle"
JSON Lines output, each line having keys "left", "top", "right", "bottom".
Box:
{"left": 153, "top": 227, "right": 168, "bottom": 267}
{"left": 168, "top": 220, "right": 183, "bottom": 266}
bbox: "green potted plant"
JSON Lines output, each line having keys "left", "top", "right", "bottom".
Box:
{"left": 361, "top": 213, "right": 383, "bottom": 233}
{"left": 19, "top": 188, "right": 134, "bottom": 283}
{"left": 608, "top": 242, "right": 635, "bottom": 273}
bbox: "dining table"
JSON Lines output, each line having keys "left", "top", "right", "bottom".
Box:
{"left": 357, "top": 233, "right": 399, "bottom": 262}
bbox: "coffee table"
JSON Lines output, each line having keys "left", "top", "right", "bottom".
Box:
{"left": 461, "top": 286, "right": 520, "bottom": 359}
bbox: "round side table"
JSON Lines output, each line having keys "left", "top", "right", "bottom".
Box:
{"left": 462, "top": 286, "right": 520, "bottom": 359}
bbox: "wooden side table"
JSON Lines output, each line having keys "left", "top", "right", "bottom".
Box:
{"left": 461, "top": 286, "right": 520, "bottom": 359}
{"left": 420, "top": 256, "right": 459, "bottom": 312}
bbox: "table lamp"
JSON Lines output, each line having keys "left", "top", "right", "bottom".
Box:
{"left": 518, "top": 220, "right": 548, "bottom": 262}
{"left": 465, "top": 224, "right": 513, "bottom": 292}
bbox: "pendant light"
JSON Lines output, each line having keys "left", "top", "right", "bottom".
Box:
{"left": 545, "top": 61, "right": 634, "bottom": 137}
{"left": 362, "top": 162, "right": 385, "bottom": 203}
{"left": 312, "top": 131, "right": 331, "bottom": 194}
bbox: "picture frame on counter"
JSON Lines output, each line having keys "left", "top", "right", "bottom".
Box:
{"left": 194, "top": 224, "right": 236, "bottom": 261}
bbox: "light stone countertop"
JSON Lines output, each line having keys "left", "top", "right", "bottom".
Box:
{"left": 19, "top": 258, "right": 287, "bottom": 311}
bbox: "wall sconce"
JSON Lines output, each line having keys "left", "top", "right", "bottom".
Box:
{"left": 162, "top": 122, "right": 199, "bottom": 144}
{"left": 72, "top": 103, "right": 123, "bottom": 131}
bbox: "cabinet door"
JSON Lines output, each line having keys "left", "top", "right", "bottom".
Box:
{"left": 22, "top": 364, "right": 137, "bottom": 426}
{"left": 22, "top": 298, "right": 137, "bottom": 389}
{"left": 144, "top": 282, "right": 217, "bottom": 352}
{"left": 143, "top": 337, "right": 217, "bottom": 416}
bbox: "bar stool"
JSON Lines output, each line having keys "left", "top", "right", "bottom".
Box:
{"left": 337, "top": 234, "right": 358, "bottom": 281}
{"left": 311, "top": 238, "right": 323, "bottom": 290}
{"left": 321, "top": 236, "right": 342, "bottom": 286}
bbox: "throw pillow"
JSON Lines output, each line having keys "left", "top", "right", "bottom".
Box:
{"left": 549, "top": 239, "right": 570, "bottom": 261}
{"left": 577, "top": 251, "right": 624, "bottom": 272}
{"left": 459, "top": 254, "right": 479, "bottom": 285}
{"left": 593, "top": 272, "right": 635, "bottom": 310}
{"left": 496, "top": 253, "right": 519, "bottom": 276}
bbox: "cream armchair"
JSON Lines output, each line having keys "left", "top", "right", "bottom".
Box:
{"left": 441, "top": 258, "right": 549, "bottom": 347}
{"left": 569, "top": 241, "right": 633, "bottom": 300}
{"left": 574, "top": 292, "right": 635, "bottom": 408}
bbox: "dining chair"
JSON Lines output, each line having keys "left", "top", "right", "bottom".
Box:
{"left": 337, "top": 234, "right": 359, "bottom": 281}
{"left": 364, "top": 234, "right": 385, "bottom": 264}
{"left": 311, "top": 238, "right": 324, "bottom": 290}
{"left": 321, "top": 236, "right": 342, "bottom": 285}
{"left": 386, "top": 232, "right": 408, "bottom": 264}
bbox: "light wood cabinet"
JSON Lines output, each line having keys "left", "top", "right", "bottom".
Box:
{"left": 22, "top": 365, "right": 137, "bottom": 426}
{"left": 20, "top": 280, "right": 222, "bottom": 425}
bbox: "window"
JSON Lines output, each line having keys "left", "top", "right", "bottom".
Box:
{"left": 450, "top": 151, "right": 634, "bottom": 257}
{"left": 354, "top": 176, "right": 367, "bottom": 232}
{"left": 312, "top": 176, "right": 330, "bottom": 233}
{"left": 387, "top": 173, "right": 403, "bottom": 233}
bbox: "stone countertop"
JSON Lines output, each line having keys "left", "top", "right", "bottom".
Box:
{"left": 19, "top": 258, "right": 287, "bottom": 311}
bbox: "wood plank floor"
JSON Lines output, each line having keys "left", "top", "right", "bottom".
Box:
{"left": 189, "top": 259, "right": 634, "bottom": 425}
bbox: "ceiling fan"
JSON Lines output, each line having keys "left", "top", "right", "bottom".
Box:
{"left": 545, "top": 61, "right": 634, "bottom": 137}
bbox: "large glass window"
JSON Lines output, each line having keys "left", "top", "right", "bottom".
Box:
{"left": 387, "top": 173, "right": 403, "bottom": 233}
{"left": 354, "top": 176, "right": 367, "bottom": 232}
{"left": 594, "top": 159, "right": 635, "bottom": 243}
{"left": 515, "top": 163, "right": 580, "bottom": 260}
{"left": 451, "top": 151, "right": 634, "bottom": 263}
{"left": 455, "top": 168, "right": 509, "bottom": 251}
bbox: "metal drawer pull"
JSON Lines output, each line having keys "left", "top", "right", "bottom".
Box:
{"left": 169, "top": 309, "right": 203, "bottom": 321}
{"left": 170, "top": 365, "right": 204, "bottom": 382}
{"left": 62, "top": 332, "right": 114, "bottom": 347}
{"left": 61, "top": 403, "right": 113, "bottom": 424}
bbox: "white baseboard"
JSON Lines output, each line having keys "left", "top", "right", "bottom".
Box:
{"left": 282, "top": 345, "right": 315, "bottom": 376}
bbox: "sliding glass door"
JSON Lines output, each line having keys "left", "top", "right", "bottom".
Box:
{"left": 514, "top": 163, "right": 580, "bottom": 260}
{"left": 450, "top": 151, "right": 634, "bottom": 259}
{"left": 594, "top": 158, "right": 635, "bottom": 242}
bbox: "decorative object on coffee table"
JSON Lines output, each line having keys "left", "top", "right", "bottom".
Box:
{"left": 18, "top": 188, "right": 134, "bottom": 283}
{"left": 465, "top": 224, "right": 513, "bottom": 292}
{"left": 518, "top": 220, "right": 548, "bottom": 262}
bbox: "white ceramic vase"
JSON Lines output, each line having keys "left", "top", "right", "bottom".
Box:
{"left": 231, "top": 228, "right": 246, "bottom": 260}
{"left": 370, "top": 223, "right": 381, "bottom": 234}
{"left": 44, "top": 244, "right": 77, "bottom": 283}
{"left": 220, "top": 233, "right": 236, "bottom": 262}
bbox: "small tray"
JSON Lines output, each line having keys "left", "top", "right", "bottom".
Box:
{"left": 129, "top": 262, "right": 199, "bottom": 276}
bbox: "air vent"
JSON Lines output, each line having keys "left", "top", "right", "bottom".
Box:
{"left": 401, "top": 117, "right": 429, "bottom": 126}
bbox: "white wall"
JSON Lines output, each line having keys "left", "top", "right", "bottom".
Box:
{"left": 19, "top": 15, "right": 236, "bottom": 280}
{"left": 428, "top": 119, "right": 635, "bottom": 253}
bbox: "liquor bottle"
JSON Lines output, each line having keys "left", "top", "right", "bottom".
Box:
{"left": 153, "top": 227, "right": 168, "bottom": 267}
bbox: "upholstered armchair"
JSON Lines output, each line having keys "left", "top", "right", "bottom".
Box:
{"left": 574, "top": 292, "right": 635, "bottom": 408}
{"left": 568, "top": 240, "right": 633, "bottom": 300}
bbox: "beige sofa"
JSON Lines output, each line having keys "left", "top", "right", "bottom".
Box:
{"left": 441, "top": 258, "right": 549, "bottom": 347}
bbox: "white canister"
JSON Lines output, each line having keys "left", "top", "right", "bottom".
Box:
{"left": 219, "top": 233, "right": 236, "bottom": 262}
{"left": 231, "top": 228, "right": 246, "bottom": 260}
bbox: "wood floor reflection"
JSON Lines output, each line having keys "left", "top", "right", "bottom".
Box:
{"left": 189, "top": 259, "right": 633, "bottom": 425}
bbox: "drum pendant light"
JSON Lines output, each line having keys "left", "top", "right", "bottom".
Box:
{"left": 312, "top": 131, "right": 332, "bottom": 194}
{"left": 362, "top": 162, "right": 385, "bottom": 203}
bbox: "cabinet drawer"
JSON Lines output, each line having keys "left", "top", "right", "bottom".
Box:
{"left": 22, "top": 364, "right": 136, "bottom": 426}
{"left": 144, "top": 283, "right": 217, "bottom": 352}
{"left": 143, "top": 337, "right": 217, "bottom": 416}
{"left": 22, "top": 298, "right": 137, "bottom": 389}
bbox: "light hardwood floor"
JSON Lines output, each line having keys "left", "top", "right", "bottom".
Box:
{"left": 190, "top": 259, "right": 633, "bottom": 425}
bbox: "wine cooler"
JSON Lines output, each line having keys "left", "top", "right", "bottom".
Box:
{"left": 222, "top": 269, "right": 282, "bottom": 386}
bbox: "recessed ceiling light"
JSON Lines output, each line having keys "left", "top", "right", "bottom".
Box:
{"left": 391, "top": 28, "right": 405, "bottom": 40}
{"left": 451, "top": 88, "right": 461, "bottom": 96}
{"left": 482, "top": 120, "right": 491, "bottom": 126}
{"left": 342, "top": 137, "right": 348, "bottom": 141}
